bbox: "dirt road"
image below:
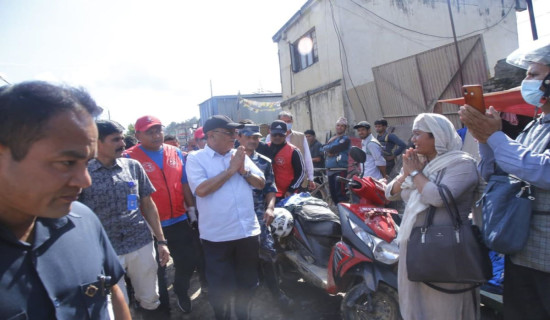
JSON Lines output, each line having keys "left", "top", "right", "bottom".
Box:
{"left": 130, "top": 264, "right": 342, "bottom": 320}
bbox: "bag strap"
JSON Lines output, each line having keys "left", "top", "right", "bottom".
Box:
{"left": 439, "top": 184, "right": 464, "bottom": 227}
{"left": 424, "top": 184, "right": 462, "bottom": 229}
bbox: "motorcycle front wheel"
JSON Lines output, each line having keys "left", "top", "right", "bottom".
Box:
{"left": 341, "top": 283, "right": 401, "bottom": 320}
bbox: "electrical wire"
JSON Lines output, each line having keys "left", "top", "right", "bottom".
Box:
{"left": 328, "top": 0, "right": 368, "bottom": 119}
{"left": 348, "top": 0, "right": 515, "bottom": 40}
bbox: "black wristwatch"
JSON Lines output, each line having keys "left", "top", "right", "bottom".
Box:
{"left": 157, "top": 240, "right": 168, "bottom": 246}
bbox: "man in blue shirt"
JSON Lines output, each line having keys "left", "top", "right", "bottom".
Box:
{"left": 374, "top": 119, "right": 407, "bottom": 176}
{"left": 125, "top": 115, "right": 197, "bottom": 314}
{"left": 459, "top": 41, "right": 550, "bottom": 319}
{"left": 0, "top": 81, "right": 129, "bottom": 319}
{"left": 322, "top": 117, "right": 351, "bottom": 204}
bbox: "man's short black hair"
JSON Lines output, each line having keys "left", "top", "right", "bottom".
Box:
{"left": 96, "top": 120, "right": 124, "bottom": 142}
{"left": 304, "top": 129, "right": 316, "bottom": 136}
{"left": 0, "top": 81, "right": 102, "bottom": 161}
{"left": 124, "top": 135, "right": 138, "bottom": 149}
{"left": 374, "top": 119, "right": 388, "bottom": 126}
{"left": 164, "top": 135, "right": 178, "bottom": 142}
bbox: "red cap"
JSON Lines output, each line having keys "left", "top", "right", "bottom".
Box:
{"left": 194, "top": 127, "right": 205, "bottom": 140}
{"left": 135, "top": 115, "right": 162, "bottom": 132}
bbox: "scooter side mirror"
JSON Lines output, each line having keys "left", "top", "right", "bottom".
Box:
{"left": 349, "top": 146, "right": 366, "bottom": 178}
{"left": 349, "top": 146, "right": 366, "bottom": 163}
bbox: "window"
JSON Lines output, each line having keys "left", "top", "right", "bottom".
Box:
{"left": 290, "top": 29, "right": 318, "bottom": 73}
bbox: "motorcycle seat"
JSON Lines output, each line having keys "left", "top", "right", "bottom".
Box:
{"left": 297, "top": 216, "right": 341, "bottom": 238}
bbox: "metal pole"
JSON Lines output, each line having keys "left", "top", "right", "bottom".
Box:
{"left": 526, "top": 0, "right": 538, "bottom": 40}
{"left": 447, "top": 0, "right": 464, "bottom": 86}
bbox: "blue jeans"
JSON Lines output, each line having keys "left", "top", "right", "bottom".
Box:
{"left": 328, "top": 170, "right": 347, "bottom": 204}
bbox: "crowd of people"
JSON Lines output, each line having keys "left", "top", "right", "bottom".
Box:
{"left": 0, "top": 41, "right": 549, "bottom": 320}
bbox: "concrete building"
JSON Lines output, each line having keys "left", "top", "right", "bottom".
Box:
{"left": 272, "top": 0, "right": 520, "bottom": 141}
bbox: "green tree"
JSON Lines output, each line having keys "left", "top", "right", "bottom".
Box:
{"left": 127, "top": 124, "right": 135, "bottom": 135}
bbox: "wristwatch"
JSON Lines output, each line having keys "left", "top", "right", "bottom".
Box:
{"left": 157, "top": 240, "right": 168, "bottom": 246}
{"left": 410, "top": 170, "right": 421, "bottom": 178}
{"left": 240, "top": 170, "right": 252, "bottom": 178}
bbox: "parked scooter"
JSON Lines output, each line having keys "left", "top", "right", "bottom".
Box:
{"left": 273, "top": 147, "right": 401, "bottom": 319}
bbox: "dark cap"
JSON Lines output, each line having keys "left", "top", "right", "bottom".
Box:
{"left": 135, "top": 115, "right": 162, "bottom": 132}
{"left": 203, "top": 115, "right": 244, "bottom": 134}
{"left": 270, "top": 120, "right": 287, "bottom": 135}
{"left": 353, "top": 121, "right": 371, "bottom": 129}
{"left": 240, "top": 124, "right": 262, "bottom": 137}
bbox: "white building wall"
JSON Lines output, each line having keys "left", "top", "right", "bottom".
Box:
{"left": 274, "top": 0, "right": 519, "bottom": 133}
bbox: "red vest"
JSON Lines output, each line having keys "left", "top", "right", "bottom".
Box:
{"left": 125, "top": 145, "right": 186, "bottom": 221}
{"left": 270, "top": 143, "right": 296, "bottom": 197}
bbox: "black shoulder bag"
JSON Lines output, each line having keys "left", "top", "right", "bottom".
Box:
{"left": 407, "top": 184, "right": 492, "bottom": 293}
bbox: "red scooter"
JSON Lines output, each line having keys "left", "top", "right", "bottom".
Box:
{"left": 330, "top": 146, "right": 401, "bottom": 319}
{"left": 275, "top": 147, "right": 401, "bottom": 319}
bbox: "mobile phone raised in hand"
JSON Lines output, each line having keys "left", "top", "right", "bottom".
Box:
{"left": 462, "top": 85, "right": 485, "bottom": 114}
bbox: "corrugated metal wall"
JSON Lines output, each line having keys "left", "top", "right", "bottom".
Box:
{"left": 372, "top": 35, "right": 488, "bottom": 129}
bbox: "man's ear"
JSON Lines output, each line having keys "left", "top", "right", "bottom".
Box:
{"left": 0, "top": 144, "right": 11, "bottom": 165}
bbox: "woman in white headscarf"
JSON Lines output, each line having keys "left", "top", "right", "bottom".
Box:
{"left": 385, "top": 113, "right": 480, "bottom": 320}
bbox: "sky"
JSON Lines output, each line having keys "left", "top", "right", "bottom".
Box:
{"left": 0, "top": 0, "right": 303, "bottom": 128}
{"left": 1, "top": 0, "right": 549, "bottom": 129}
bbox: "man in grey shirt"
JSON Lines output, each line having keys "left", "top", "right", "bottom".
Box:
{"left": 80, "top": 120, "right": 170, "bottom": 316}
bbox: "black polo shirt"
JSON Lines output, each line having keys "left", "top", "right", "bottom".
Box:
{"left": 0, "top": 202, "right": 124, "bottom": 319}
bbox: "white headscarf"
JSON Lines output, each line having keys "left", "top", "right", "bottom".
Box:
{"left": 390, "top": 113, "right": 477, "bottom": 244}
{"left": 412, "top": 113, "right": 463, "bottom": 155}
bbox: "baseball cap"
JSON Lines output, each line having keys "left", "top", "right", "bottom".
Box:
{"left": 194, "top": 127, "right": 205, "bottom": 140}
{"left": 270, "top": 120, "right": 287, "bottom": 135}
{"left": 135, "top": 115, "right": 162, "bottom": 132}
{"left": 353, "top": 121, "right": 371, "bottom": 129}
{"left": 203, "top": 115, "right": 244, "bottom": 134}
{"left": 240, "top": 124, "right": 262, "bottom": 136}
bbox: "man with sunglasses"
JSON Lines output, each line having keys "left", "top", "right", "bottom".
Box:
{"left": 268, "top": 120, "right": 306, "bottom": 200}
{"left": 186, "top": 115, "right": 265, "bottom": 320}
{"left": 125, "top": 115, "right": 197, "bottom": 315}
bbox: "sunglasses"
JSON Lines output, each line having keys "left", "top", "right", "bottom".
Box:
{"left": 211, "top": 130, "right": 236, "bottom": 137}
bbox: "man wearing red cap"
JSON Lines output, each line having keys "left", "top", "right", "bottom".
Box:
{"left": 193, "top": 127, "right": 207, "bottom": 150}
{"left": 124, "top": 115, "right": 197, "bottom": 314}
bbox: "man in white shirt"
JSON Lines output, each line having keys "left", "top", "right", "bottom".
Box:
{"left": 353, "top": 121, "right": 387, "bottom": 179}
{"left": 186, "top": 115, "right": 265, "bottom": 320}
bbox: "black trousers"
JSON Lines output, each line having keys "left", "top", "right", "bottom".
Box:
{"left": 158, "top": 221, "right": 198, "bottom": 303}
{"left": 202, "top": 236, "right": 260, "bottom": 320}
{"left": 503, "top": 256, "right": 550, "bottom": 320}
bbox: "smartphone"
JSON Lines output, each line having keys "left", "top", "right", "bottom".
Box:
{"left": 462, "top": 85, "right": 485, "bottom": 114}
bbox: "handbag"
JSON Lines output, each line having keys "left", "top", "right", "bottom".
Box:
{"left": 407, "top": 184, "right": 492, "bottom": 292}
{"left": 476, "top": 174, "right": 534, "bottom": 254}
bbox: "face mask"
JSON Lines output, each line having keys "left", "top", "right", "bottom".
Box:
{"left": 285, "top": 123, "right": 292, "bottom": 131}
{"left": 521, "top": 79, "right": 545, "bottom": 106}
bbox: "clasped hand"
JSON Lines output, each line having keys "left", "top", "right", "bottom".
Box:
{"left": 229, "top": 146, "right": 247, "bottom": 175}
{"left": 402, "top": 148, "right": 426, "bottom": 177}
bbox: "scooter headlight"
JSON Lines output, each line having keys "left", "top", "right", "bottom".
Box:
{"left": 349, "top": 219, "right": 374, "bottom": 249}
{"left": 372, "top": 237, "right": 399, "bottom": 265}
{"left": 349, "top": 219, "right": 399, "bottom": 265}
